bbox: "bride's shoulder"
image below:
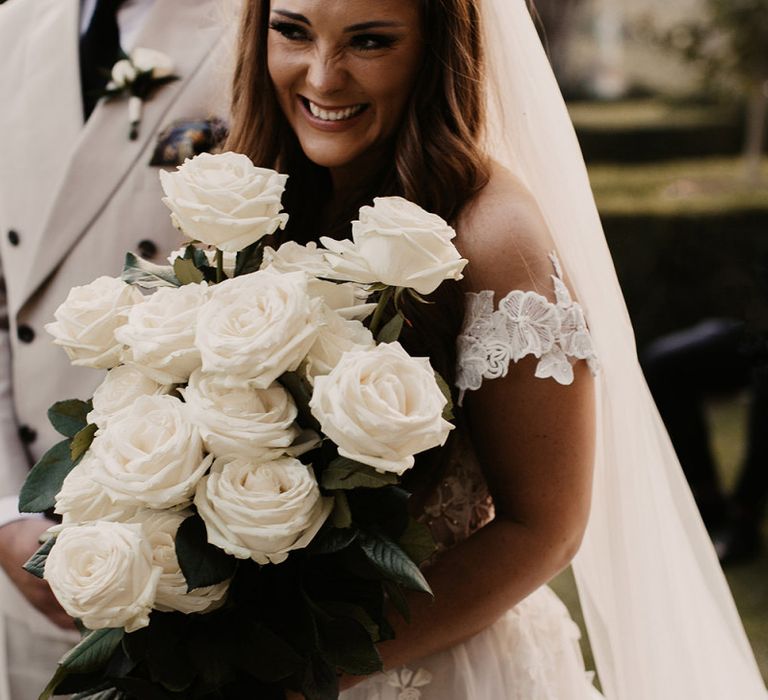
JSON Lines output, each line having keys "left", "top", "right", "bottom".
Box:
{"left": 456, "top": 162, "right": 556, "bottom": 295}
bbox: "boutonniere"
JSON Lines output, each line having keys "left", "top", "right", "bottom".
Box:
{"left": 103, "top": 48, "right": 180, "bottom": 141}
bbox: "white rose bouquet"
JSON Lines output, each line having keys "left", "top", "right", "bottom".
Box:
{"left": 19, "top": 153, "right": 466, "bottom": 700}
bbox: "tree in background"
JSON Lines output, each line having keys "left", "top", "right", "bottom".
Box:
{"left": 658, "top": 0, "right": 768, "bottom": 184}
{"left": 530, "top": 0, "right": 586, "bottom": 84}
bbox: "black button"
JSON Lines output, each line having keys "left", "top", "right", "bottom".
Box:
{"left": 137, "top": 239, "right": 158, "bottom": 258}
{"left": 18, "top": 425, "right": 37, "bottom": 445}
{"left": 17, "top": 325, "right": 35, "bottom": 343}
{"left": 7, "top": 230, "right": 19, "bottom": 246}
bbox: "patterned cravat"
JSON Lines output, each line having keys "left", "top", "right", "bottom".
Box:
{"left": 79, "top": 0, "right": 126, "bottom": 120}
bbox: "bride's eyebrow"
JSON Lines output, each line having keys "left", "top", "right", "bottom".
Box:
{"left": 271, "top": 10, "right": 405, "bottom": 32}
{"left": 272, "top": 9, "right": 311, "bottom": 24}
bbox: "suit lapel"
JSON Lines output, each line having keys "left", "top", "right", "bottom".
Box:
{"left": 20, "top": 0, "right": 225, "bottom": 308}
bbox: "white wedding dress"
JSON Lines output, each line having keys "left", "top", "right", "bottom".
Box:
{"left": 342, "top": 254, "right": 603, "bottom": 700}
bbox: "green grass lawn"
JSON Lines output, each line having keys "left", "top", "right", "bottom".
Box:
{"left": 588, "top": 157, "right": 768, "bottom": 216}
{"left": 569, "top": 99, "right": 736, "bottom": 131}
{"left": 550, "top": 394, "right": 768, "bottom": 685}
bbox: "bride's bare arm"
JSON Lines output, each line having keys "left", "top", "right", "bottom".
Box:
{"left": 341, "top": 176, "right": 597, "bottom": 687}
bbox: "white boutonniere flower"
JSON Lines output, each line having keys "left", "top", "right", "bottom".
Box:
{"left": 104, "top": 48, "right": 179, "bottom": 140}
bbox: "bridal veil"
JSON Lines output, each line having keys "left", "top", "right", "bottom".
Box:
{"left": 480, "top": 0, "right": 768, "bottom": 697}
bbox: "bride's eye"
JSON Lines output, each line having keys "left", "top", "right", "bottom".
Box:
{"left": 350, "top": 33, "right": 398, "bottom": 52}
{"left": 269, "top": 21, "right": 310, "bottom": 42}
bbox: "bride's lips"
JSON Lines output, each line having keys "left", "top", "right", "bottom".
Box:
{"left": 297, "top": 96, "right": 370, "bottom": 132}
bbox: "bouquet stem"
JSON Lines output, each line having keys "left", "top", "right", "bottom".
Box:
{"left": 216, "top": 249, "right": 225, "bottom": 283}
{"left": 369, "top": 286, "right": 394, "bottom": 337}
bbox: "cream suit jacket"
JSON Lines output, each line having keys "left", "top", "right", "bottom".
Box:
{"left": 0, "top": 1, "right": 231, "bottom": 697}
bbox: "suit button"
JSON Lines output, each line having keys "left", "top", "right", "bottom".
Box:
{"left": 138, "top": 239, "right": 158, "bottom": 258}
{"left": 17, "top": 325, "right": 35, "bottom": 343}
{"left": 7, "top": 230, "right": 19, "bottom": 246}
{"left": 18, "top": 425, "right": 37, "bottom": 445}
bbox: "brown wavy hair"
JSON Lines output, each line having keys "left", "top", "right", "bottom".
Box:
{"left": 226, "top": 0, "right": 491, "bottom": 242}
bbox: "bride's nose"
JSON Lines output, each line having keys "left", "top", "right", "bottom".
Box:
{"left": 305, "top": 49, "right": 348, "bottom": 96}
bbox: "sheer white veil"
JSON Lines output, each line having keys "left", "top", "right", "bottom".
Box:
{"left": 479, "top": 1, "right": 768, "bottom": 697}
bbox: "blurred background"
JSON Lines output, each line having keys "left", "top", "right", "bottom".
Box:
{"left": 536, "top": 0, "right": 768, "bottom": 686}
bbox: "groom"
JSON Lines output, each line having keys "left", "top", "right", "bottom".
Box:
{"left": 0, "top": 0, "right": 231, "bottom": 697}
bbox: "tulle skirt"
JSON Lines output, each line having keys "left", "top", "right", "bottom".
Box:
{"left": 341, "top": 585, "right": 602, "bottom": 700}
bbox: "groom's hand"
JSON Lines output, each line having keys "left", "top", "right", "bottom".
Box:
{"left": 0, "top": 519, "right": 75, "bottom": 630}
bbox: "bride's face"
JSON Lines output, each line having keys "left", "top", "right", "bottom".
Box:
{"left": 267, "top": 0, "right": 424, "bottom": 174}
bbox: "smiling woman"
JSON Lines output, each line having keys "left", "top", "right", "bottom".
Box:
{"left": 227, "top": 0, "right": 489, "bottom": 243}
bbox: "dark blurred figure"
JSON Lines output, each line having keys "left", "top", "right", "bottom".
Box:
{"left": 642, "top": 319, "right": 768, "bottom": 564}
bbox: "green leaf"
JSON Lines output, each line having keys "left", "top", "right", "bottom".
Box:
{"left": 24, "top": 536, "right": 56, "bottom": 579}
{"left": 376, "top": 313, "right": 404, "bottom": 344}
{"left": 122, "top": 252, "right": 180, "bottom": 289}
{"left": 318, "top": 602, "right": 380, "bottom": 643}
{"left": 398, "top": 518, "right": 437, "bottom": 566}
{"left": 383, "top": 580, "right": 411, "bottom": 623}
{"left": 175, "top": 514, "right": 237, "bottom": 590}
{"left": 235, "top": 240, "right": 266, "bottom": 277}
{"left": 48, "top": 400, "right": 92, "bottom": 438}
{"left": 173, "top": 257, "right": 205, "bottom": 285}
{"left": 358, "top": 532, "right": 432, "bottom": 595}
{"left": 321, "top": 458, "right": 399, "bottom": 491}
{"left": 279, "top": 372, "right": 321, "bottom": 431}
{"left": 39, "top": 665, "right": 69, "bottom": 700}
{"left": 71, "top": 424, "right": 97, "bottom": 463}
{"left": 331, "top": 491, "right": 352, "bottom": 529}
{"left": 308, "top": 527, "right": 358, "bottom": 555}
{"left": 232, "top": 623, "right": 304, "bottom": 682}
{"left": 61, "top": 628, "right": 124, "bottom": 674}
{"left": 300, "top": 653, "right": 339, "bottom": 700}
{"left": 434, "top": 370, "right": 455, "bottom": 421}
{"left": 318, "top": 617, "right": 382, "bottom": 676}
{"left": 19, "top": 440, "right": 75, "bottom": 513}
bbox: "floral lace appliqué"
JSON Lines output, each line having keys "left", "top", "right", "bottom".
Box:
{"left": 385, "top": 667, "right": 433, "bottom": 699}
{"left": 456, "top": 252, "right": 598, "bottom": 399}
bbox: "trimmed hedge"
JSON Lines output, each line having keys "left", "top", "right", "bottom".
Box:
{"left": 603, "top": 210, "right": 768, "bottom": 347}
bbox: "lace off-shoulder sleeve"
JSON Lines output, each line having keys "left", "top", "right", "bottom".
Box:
{"left": 456, "top": 252, "right": 599, "bottom": 399}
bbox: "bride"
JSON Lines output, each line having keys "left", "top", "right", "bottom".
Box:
{"left": 225, "top": 0, "right": 768, "bottom": 698}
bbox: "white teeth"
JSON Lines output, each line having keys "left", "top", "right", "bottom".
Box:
{"left": 307, "top": 100, "right": 365, "bottom": 122}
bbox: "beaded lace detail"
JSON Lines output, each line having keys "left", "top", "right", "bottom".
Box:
{"left": 456, "top": 252, "right": 599, "bottom": 401}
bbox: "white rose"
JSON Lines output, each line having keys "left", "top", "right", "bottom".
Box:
{"left": 320, "top": 197, "right": 468, "bottom": 295}
{"left": 116, "top": 283, "right": 207, "bottom": 384}
{"left": 262, "top": 241, "right": 374, "bottom": 321}
{"left": 304, "top": 306, "right": 375, "bottom": 381}
{"left": 194, "top": 456, "right": 333, "bottom": 565}
{"left": 87, "top": 365, "right": 172, "bottom": 429}
{"left": 54, "top": 454, "right": 139, "bottom": 525}
{"left": 160, "top": 152, "right": 289, "bottom": 253}
{"left": 110, "top": 59, "right": 137, "bottom": 88}
{"left": 181, "top": 370, "right": 300, "bottom": 461}
{"left": 45, "top": 276, "right": 143, "bottom": 369}
{"left": 131, "top": 47, "right": 174, "bottom": 79}
{"left": 128, "top": 510, "right": 229, "bottom": 614}
{"left": 88, "top": 395, "right": 213, "bottom": 509}
{"left": 262, "top": 241, "right": 334, "bottom": 277}
{"left": 44, "top": 522, "right": 162, "bottom": 632}
{"left": 196, "top": 270, "right": 321, "bottom": 389}
{"left": 309, "top": 342, "right": 453, "bottom": 475}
